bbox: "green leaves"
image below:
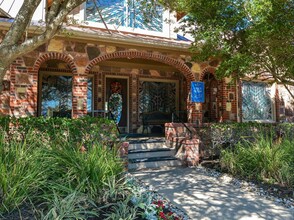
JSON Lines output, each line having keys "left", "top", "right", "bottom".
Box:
{"left": 220, "top": 133, "right": 294, "bottom": 186}
{"left": 0, "top": 116, "right": 124, "bottom": 217}
{"left": 165, "top": 0, "right": 294, "bottom": 86}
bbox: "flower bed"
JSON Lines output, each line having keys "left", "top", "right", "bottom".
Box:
{"left": 127, "top": 174, "right": 189, "bottom": 220}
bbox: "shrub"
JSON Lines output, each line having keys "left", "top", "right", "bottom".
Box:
{"left": 220, "top": 134, "right": 294, "bottom": 187}
{"left": 0, "top": 116, "right": 124, "bottom": 219}
{"left": 0, "top": 130, "right": 47, "bottom": 212}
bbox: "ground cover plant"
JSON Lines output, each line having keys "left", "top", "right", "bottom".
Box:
{"left": 0, "top": 116, "right": 125, "bottom": 219}
{"left": 220, "top": 132, "right": 294, "bottom": 188}
{"left": 0, "top": 116, "right": 185, "bottom": 219}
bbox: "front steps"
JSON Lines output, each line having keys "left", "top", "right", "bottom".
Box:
{"left": 128, "top": 137, "right": 182, "bottom": 170}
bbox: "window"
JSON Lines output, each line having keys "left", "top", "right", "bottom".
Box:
{"left": 242, "top": 81, "right": 274, "bottom": 121}
{"left": 85, "top": 0, "right": 164, "bottom": 32}
{"left": 40, "top": 73, "right": 73, "bottom": 118}
{"left": 39, "top": 72, "right": 93, "bottom": 118}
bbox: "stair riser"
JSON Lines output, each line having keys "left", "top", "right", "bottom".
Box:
{"left": 128, "top": 143, "right": 167, "bottom": 150}
{"left": 128, "top": 150, "right": 176, "bottom": 159}
{"left": 128, "top": 160, "right": 182, "bottom": 170}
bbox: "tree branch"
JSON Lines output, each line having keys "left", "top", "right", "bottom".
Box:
{"left": 1, "top": 0, "right": 85, "bottom": 62}
{"left": 1, "top": 0, "right": 41, "bottom": 46}
{"left": 93, "top": 0, "right": 111, "bottom": 34}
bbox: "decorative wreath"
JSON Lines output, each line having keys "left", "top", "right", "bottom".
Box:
{"left": 111, "top": 81, "right": 122, "bottom": 93}
{"left": 108, "top": 93, "right": 123, "bottom": 124}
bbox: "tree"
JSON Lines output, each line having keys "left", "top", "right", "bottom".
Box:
{"left": 0, "top": 0, "right": 86, "bottom": 90}
{"left": 160, "top": 0, "right": 294, "bottom": 98}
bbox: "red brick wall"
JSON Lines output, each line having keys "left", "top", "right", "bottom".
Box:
{"left": 2, "top": 35, "right": 285, "bottom": 132}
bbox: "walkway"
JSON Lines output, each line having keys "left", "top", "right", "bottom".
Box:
{"left": 131, "top": 167, "right": 294, "bottom": 220}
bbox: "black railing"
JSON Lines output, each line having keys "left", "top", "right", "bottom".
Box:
{"left": 172, "top": 111, "right": 193, "bottom": 139}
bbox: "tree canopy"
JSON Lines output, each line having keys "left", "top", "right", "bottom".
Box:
{"left": 160, "top": 0, "right": 294, "bottom": 96}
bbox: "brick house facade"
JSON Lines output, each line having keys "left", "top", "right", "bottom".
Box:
{"left": 0, "top": 1, "right": 293, "bottom": 135}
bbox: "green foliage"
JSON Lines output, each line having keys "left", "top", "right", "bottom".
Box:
{"left": 0, "top": 116, "right": 124, "bottom": 219}
{"left": 40, "top": 191, "right": 98, "bottom": 220}
{"left": 0, "top": 131, "right": 47, "bottom": 213}
{"left": 162, "top": 0, "right": 294, "bottom": 88}
{"left": 104, "top": 199, "right": 138, "bottom": 220}
{"left": 102, "top": 176, "right": 132, "bottom": 203}
{"left": 1, "top": 116, "right": 118, "bottom": 146}
{"left": 209, "top": 122, "right": 294, "bottom": 149}
{"left": 220, "top": 134, "right": 294, "bottom": 187}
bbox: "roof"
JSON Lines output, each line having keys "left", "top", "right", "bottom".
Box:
{"left": 65, "top": 25, "right": 192, "bottom": 51}
{"left": 0, "top": 17, "right": 192, "bottom": 52}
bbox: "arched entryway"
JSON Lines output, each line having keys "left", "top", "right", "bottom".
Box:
{"left": 33, "top": 52, "right": 90, "bottom": 118}
{"left": 85, "top": 52, "right": 194, "bottom": 134}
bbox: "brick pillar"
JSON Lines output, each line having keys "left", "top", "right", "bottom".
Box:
{"left": 184, "top": 139, "right": 200, "bottom": 166}
{"left": 9, "top": 58, "right": 36, "bottom": 117}
{"left": 118, "top": 141, "right": 129, "bottom": 170}
{"left": 238, "top": 79, "right": 243, "bottom": 122}
{"left": 72, "top": 67, "right": 88, "bottom": 118}
{"left": 165, "top": 123, "right": 200, "bottom": 166}
{"left": 28, "top": 67, "right": 38, "bottom": 116}
{"left": 131, "top": 73, "right": 137, "bottom": 133}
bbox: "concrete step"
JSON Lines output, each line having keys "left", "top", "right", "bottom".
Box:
{"left": 128, "top": 141, "right": 168, "bottom": 150}
{"left": 128, "top": 148, "right": 176, "bottom": 159}
{"left": 127, "top": 137, "right": 183, "bottom": 170}
{"left": 128, "top": 157, "right": 182, "bottom": 170}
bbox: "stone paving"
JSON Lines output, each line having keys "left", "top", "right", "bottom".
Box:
{"left": 131, "top": 167, "right": 294, "bottom": 220}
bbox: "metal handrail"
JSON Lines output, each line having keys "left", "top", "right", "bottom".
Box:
{"left": 172, "top": 112, "right": 193, "bottom": 139}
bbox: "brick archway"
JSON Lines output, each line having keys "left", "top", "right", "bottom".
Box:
{"left": 198, "top": 66, "right": 228, "bottom": 124}
{"left": 33, "top": 52, "right": 81, "bottom": 118}
{"left": 200, "top": 66, "right": 216, "bottom": 81}
{"left": 85, "top": 51, "right": 195, "bottom": 81}
{"left": 33, "top": 52, "right": 77, "bottom": 73}
{"left": 86, "top": 51, "right": 196, "bottom": 124}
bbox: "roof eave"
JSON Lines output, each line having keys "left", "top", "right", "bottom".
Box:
{"left": 0, "top": 21, "right": 191, "bottom": 53}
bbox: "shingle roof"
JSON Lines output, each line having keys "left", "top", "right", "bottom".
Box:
{"left": 65, "top": 25, "right": 192, "bottom": 50}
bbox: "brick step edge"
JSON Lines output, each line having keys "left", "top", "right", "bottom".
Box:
{"left": 129, "top": 156, "right": 179, "bottom": 164}
{"left": 128, "top": 148, "right": 175, "bottom": 154}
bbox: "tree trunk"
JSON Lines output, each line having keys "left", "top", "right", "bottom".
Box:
{"left": 0, "top": 61, "right": 8, "bottom": 92}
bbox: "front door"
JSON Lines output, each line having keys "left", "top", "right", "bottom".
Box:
{"left": 106, "top": 77, "right": 128, "bottom": 133}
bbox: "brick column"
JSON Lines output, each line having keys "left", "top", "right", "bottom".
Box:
{"left": 131, "top": 72, "right": 138, "bottom": 133}
{"left": 72, "top": 67, "right": 88, "bottom": 118}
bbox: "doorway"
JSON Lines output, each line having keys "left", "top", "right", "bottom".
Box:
{"left": 105, "top": 76, "right": 129, "bottom": 133}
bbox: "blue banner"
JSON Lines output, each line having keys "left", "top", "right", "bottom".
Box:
{"left": 191, "top": 82, "right": 205, "bottom": 103}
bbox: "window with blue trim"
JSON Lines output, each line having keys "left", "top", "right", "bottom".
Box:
{"left": 86, "top": 0, "right": 163, "bottom": 32}
{"left": 242, "top": 81, "right": 273, "bottom": 121}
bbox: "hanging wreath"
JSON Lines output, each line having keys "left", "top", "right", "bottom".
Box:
{"left": 108, "top": 93, "right": 123, "bottom": 124}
